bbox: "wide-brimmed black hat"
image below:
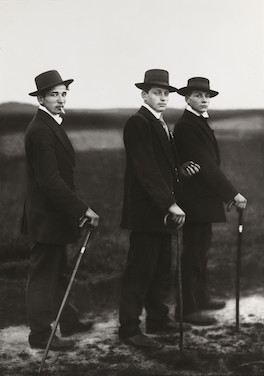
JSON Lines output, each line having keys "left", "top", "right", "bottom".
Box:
{"left": 29, "top": 70, "right": 74, "bottom": 96}
{"left": 177, "top": 77, "right": 218, "bottom": 97}
{"left": 135, "top": 69, "right": 177, "bottom": 92}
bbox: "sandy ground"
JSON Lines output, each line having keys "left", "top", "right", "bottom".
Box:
{"left": 1, "top": 292, "right": 264, "bottom": 376}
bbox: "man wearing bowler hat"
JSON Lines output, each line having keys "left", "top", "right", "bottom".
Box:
{"left": 22, "top": 70, "right": 99, "bottom": 350}
{"left": 174, "top": 77, "right": 247, "bottom": 325}
{"left": 119, "top": 69, "right": 200, "bottom": 350}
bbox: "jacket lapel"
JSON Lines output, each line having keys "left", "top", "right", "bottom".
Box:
{"left": 138, "top": 107, "right": 176, "bottom": 169}
{"left": 36, "top": 110, "right": 75, "bottom": 160}
{"left": 184, "top": 110, "right": 220, "bottom": 163}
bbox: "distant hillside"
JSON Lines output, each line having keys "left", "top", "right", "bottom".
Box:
{"left": 0, "top": 102, "right": 37, "bottom": 114}
{"left": 0, "top": 102, "right": 263, "bottom": 133}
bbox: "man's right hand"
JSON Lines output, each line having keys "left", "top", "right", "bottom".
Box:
{"left": 167, "top": 203, "right": 186, "bottom": 227}
{"left": 79, "top": 208, "right": 99, "bottom": 228}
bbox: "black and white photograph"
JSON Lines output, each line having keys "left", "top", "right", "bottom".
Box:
{"left": 0, "top": 0, "right": 263, "bottom": 375}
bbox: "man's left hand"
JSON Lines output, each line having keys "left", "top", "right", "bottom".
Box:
{"left": 180, "top": 161, "right": 200, "bottom": 177}
{"left": 79, "top": 208, "right": 99, "bottom": 228}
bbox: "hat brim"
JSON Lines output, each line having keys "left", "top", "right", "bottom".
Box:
{"left": 135, "top": 82, "right": 177, "bottom": 93}
{"left": 29, "top": 79, "right": 74, "bottom": 96}
{"left": 177, "top": 87, "right": 218, "bottom": 97}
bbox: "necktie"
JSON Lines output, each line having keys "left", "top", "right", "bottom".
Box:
{"left": 159, "top": 114, "right": 170, "bottom": 139}
{"left": 200, "top": 116, "right": 214, "bottom": 133}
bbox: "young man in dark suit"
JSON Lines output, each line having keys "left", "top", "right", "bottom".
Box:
{"left": 119, "top": 69, "right": 200, "bottom": 350}
{"left": 22, "top": 70, "right": 99, "bottom": 350}
{"left": 174, "top": 77, "right": 247, "bottom": 325}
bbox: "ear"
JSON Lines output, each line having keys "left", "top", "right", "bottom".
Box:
{"left": 185, "top": 96, "right": 190, "bottom": 104}
{"left": 141, "top": 91, "right": 147, "bottom": 102}
{"left": 37, "top": 95, "right": 44, "bottom": 105}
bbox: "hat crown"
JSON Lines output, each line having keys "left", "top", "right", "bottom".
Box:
{"left": 144, "top": 69, "right": 169, "bottom": 85}
{"left": 135, "top": 69, "right": 177, "bottom": 92}
{"left": 35, "top": 70, "right": 63, "bottom": 91}
{"left": 177, "top": 76, "right": 218, "bottom": 97}
{"left": 187, "top": 77, "right": 211, "bottom": 91}
{"left": 29, "top": 70, "right": 73, "bottom": 96}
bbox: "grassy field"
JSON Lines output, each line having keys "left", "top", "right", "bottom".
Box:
{"left": 0, "top": 106, "right": 264, "bottom": 327}
{"left": 0, "top": 106, "right": 264, "bottom": 376}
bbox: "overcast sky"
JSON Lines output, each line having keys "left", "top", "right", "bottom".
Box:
{"left": 0, "top": 0, "right": 263, "bottom": 110}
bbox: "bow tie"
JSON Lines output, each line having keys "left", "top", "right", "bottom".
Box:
{"left": 58, "top": 111, "right": 66, "bottom": 124}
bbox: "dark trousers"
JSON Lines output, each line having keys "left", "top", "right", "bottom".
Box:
{"left": 119, "top": 231, "right": 172, "bottom": 338}
{"left": 26, "top": 242, "right": 79, "bottom": 343}
{"left": 180, "top": 223, "right": 212, "bottom": 315}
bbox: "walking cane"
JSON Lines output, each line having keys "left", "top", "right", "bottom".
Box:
{"left": 164, "top": 214, "right": 184, "bottom": 355}
{"left": 227, "top": 201, "right": 244, "bottom": 332}
{"left": 39, "top": 224, "right": 94, "bottom": 373}
{"left": 176, "top": 227, "right": 184, "bottom": 355}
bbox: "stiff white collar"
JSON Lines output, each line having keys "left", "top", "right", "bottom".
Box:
{"left": 186, "top": 104, "right": 209, "bottom": 118}
{"left": 39, "top": 105, "right": 63, "bottom": 125}
{"left": 143, "top": 103, "right": 162, "bottom": 119}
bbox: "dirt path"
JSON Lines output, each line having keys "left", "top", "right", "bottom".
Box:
{"left": 1, "top": 292, "right": 264, "bottom": 376}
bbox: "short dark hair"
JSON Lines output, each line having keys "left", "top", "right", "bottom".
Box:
{"left": 141, "top": 84, "right": 152, "bottom": 93}
{"left": 142, "top": 84, "right": 170, "bottom": 94}
{"left": 38, "top": 85, "right": 70, "bottom": 97}
{"left": 185, "top": 89, "right": 210, "bottom": 98}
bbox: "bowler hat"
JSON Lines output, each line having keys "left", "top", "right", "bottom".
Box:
{"left": 135, "top": 69, "right": 177, "bottom": 92}
{"left": 177, "top": 77, "right": 218, "bottom": 97}
{"left": 29, "top": 70, "right": 74, "bottom": 96}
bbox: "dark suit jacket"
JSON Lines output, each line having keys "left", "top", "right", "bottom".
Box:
{"left": 121, "top": 106, "right": 181, "bottom": 232}
{"left": 22, "top": 109, "right": 88, "bottom": 244}
{"left": 174, "top": 110, "right": 237, "bottom": 223}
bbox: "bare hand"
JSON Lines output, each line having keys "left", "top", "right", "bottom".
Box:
{"left": 167, "top": 203, "right": 186, "bottom": 228}
{"left": 79, "top": 207, "right": 99, "bottom": 228}
{"left": 233, "top": 193, "right": 247, "bottom": 209}
{"left": 180, "top": 161, "right": 200, "bottom": 177}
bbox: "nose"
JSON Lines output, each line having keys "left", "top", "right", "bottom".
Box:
{"left": 202, "top": 94, "right": 209, "bottom": 102}
{"left": 160, "top": 93, "right": 167, "bottom": 101}
{"left": 57, "top": 94, "right": 65, "bottom": 103}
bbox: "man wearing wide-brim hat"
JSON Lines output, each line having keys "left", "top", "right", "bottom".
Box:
{"left": 174, "top": 77, "right": 247, "bottom": 325}
{"left": 118, "top": 69, "right": 200, "bottom": 350}
{"left": 22, "top": 70, "right": 99, "bottom": 350}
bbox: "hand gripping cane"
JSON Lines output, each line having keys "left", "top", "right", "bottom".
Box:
{"left": 39, "top": 224, "right": 93, "bottom": 373}
{"left": 227, "top": 201, "right": 244, "bottom": 332}
{"left": 164, "top": 214, "right": 184, "bottom": 355}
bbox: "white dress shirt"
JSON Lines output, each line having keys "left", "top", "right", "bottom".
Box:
{"left": 143, "top": 104, "right": 170, "bottom": 138}
{"left": 186, "top": 104, "right": 209, "bottom": 118}
{"left": 38, "top": 105, "right": 63, "bottom": 125}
